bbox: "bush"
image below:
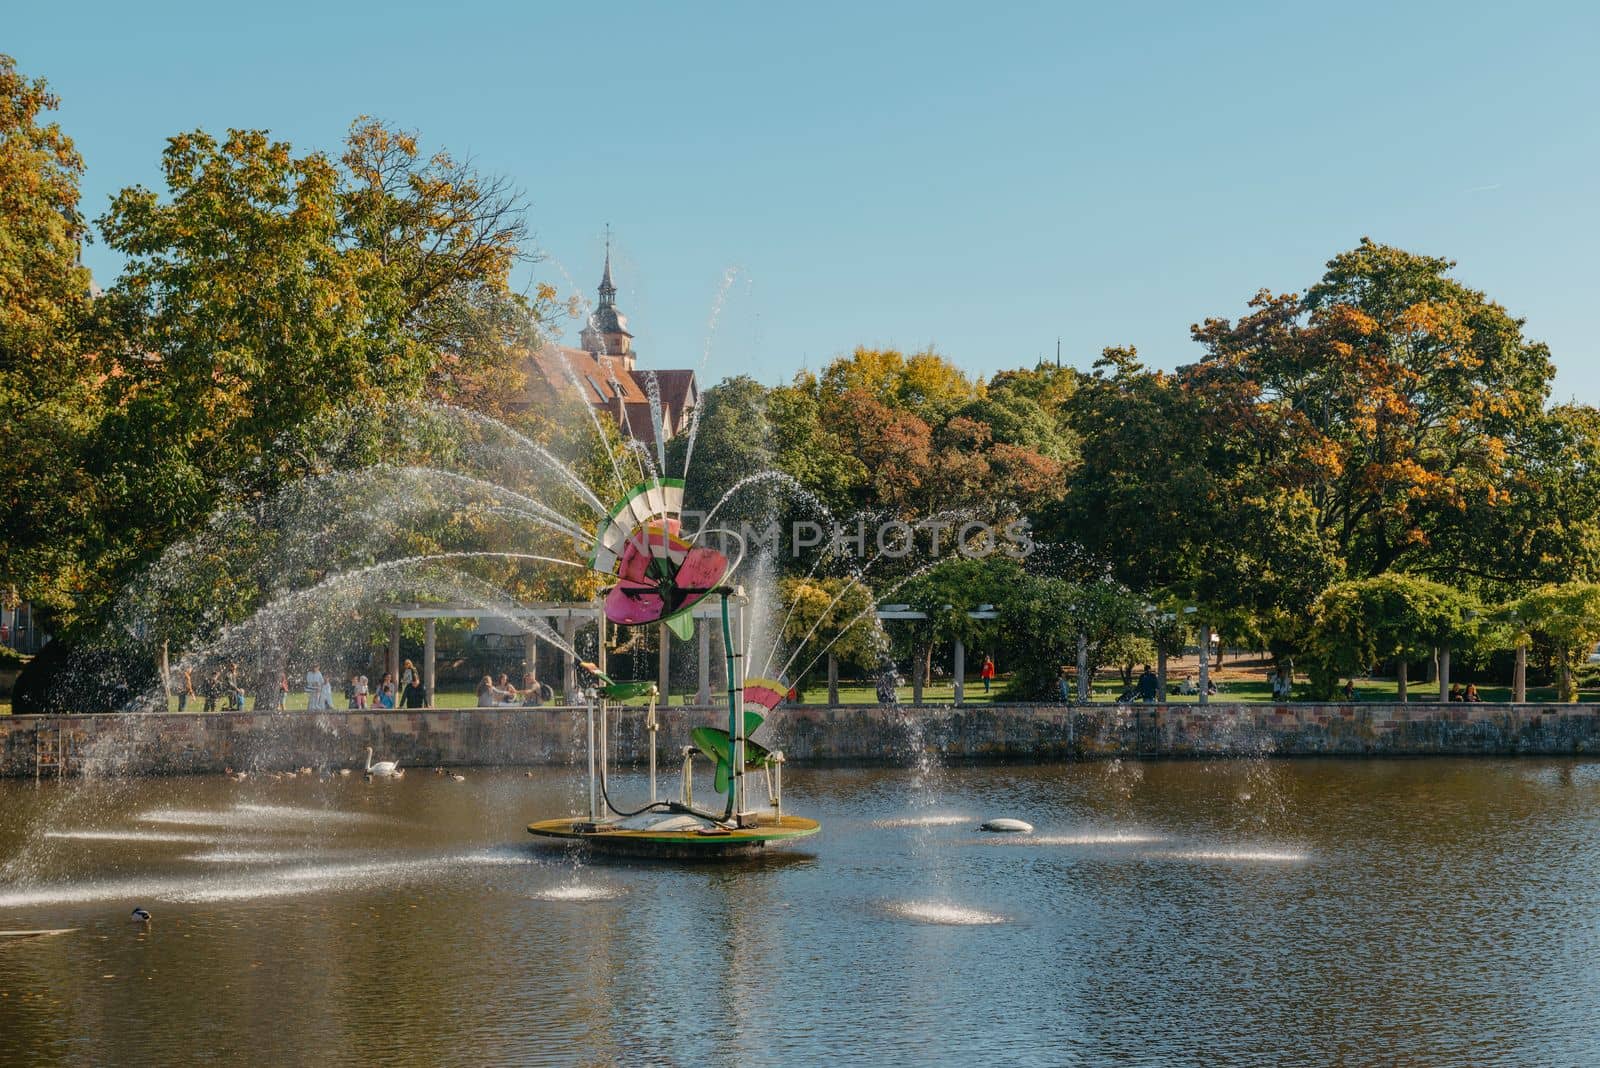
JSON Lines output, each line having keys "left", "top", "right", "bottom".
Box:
{"left": 11, "top": 638, "right": 159, "bottom": 714}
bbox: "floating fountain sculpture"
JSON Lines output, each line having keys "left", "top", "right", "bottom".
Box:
{"left": 527, "top": 476, "right": 821, "bottom": 857}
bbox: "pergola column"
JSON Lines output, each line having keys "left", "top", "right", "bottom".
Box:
{"left": 953, "top": 638, "right": 965, "bottom": 706}
{"left": 1514, "top": 643, "right": 1527, "bottom": 703}
{"left": 1437, "top": 646, "right": 1451, "bottom": 703}
{"left": 658, "top": 622, "right": 671, "bottom": 705}
{"left": 1197, "top": 624, "right": 1211, "bottom": 707}
{"left": 388, "top": 618, "right": 401, "bottom": 683}
{"left": 827, "top": 653, "right": 840, "bottom": 706}
{"left": 423, "top": 618, "right": 436, "bottom": 708}
{"left": 562, "top": 615, "right": 577, "bottom": 703}
{"left": 696, "top": 617, "right": 711, "bottom": 705}
{"left": 1156, "top": 647, "right": 1167, "bottom": 702}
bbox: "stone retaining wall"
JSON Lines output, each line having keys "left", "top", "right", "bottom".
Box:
{"left": 4, "top": 702, "right": 1600, "bottom": 777}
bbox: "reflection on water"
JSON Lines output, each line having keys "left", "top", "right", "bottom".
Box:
{"left": 3, "top": 759, "right": 1600, "bottom": 1065}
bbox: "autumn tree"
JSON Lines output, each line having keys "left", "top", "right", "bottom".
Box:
{"left": 779, "top": 575, "right": 881, "bottom": 691}
{"left": 0, "top": 55, "right": 100, "bottom": 616}
{"left": 1423, "top": 404, "right": 1600, "bottom": 592}
{"left": 1189, "top": 238, "right": 1553, "bottom": 579}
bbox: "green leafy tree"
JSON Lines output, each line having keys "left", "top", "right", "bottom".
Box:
{"left": 779, "top": 576, "right": 880, "bottom": 685}
{"left": 895, "top": 556, "right": 1021, "bottom": 695}
{"left": 670, "top": 376, "right": 776, "bottom": 530}
{"left": 765, "top": 381, "right": 867, "bottom": 516}
{"left": 85, "top": 121, "right": 537, "bottom": 604}
{"left": 1307, "top": 574, "right": 1478, "bottom": 699}
{"left": 1510, "top": 583, "right": 1600, "bottom": 702}
{"left": 998, "top": 574, "right": 1144, "bottom": 699}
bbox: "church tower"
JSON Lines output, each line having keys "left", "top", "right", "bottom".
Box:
{"left": 579, "top": 231, "right": 634, "bottom": 366}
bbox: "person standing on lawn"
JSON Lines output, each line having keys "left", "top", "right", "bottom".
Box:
{"left": 980, "top": 655, "right": 995, "bottom": 693}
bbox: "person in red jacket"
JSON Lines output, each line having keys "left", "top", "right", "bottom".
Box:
{"left": 980, "top": 655, "right": 995, "bottom": 694}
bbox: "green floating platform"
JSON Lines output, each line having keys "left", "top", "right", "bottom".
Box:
{"left": 528, "top": 814, "right": 820, "bottom": 859}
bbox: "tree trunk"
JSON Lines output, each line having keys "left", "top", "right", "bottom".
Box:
{"left": 1437, "top": 646, "right": 1450, "bottom": 704}
{"left": 1076, "top": 632, "right": 1090, "bottom": 704}
{"left": 1513, "top": 643, "right": 1527, "bottom": 703}
{"left": 827, "top": 653, "right": 839, "bottom": 706}
{"left": 1397, "top": 660, "right": 1407, "bottom": 703}
{"left": 1156, "top": 648, "right": 1167, "bottom": 702}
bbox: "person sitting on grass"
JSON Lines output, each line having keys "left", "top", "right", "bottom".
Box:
{"left": 1465, "top": 683, "right": 1482, "bottom": 703}
{"left": 1136, "top": 664, "right": 1159, "bottom": 703}
{"left": 1449, "top": 683, "right": 1464, "bottom": 702}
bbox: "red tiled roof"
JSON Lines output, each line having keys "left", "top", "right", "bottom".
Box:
{"left": 530, "top": 344, "right": 650, "bottom": 405}
{"left": 526, "top": 342, "right": 698, "bottom": 444}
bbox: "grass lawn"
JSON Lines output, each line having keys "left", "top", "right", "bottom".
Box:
{"left": 6, "top": 675, "right": 1596, "bottom": 715}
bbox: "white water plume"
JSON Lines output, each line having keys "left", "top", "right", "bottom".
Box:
{"left": 978, "top": 832, "right": 1164, "bottom": 846}
{"left": 872, "top": 814, "right": 975, "bottom": 828}
{"left": 529, "top": 883, "right": 626, "bottom": 902}
{"left": 1157, "top": 848, "right": 1310, "bottom": 863}
{"left": 42, "top": 829, "right": 220, "bottom": 844}
{"left": 680, "top": 266, "right": 741, "bottom": 480}
{"left": 882, "top": 900, "right": 1007, "bottom": 926}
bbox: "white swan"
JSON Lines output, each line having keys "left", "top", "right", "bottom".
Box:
{"left": 364, "top": 747, "right": 400, "bottom": 777}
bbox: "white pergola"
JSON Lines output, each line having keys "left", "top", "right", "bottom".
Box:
{"left": 380, "top": 599, "right": 1001, "bottom": 707}
{"left": 382, "top": 598, "right": 743, "bottom": 707}
{"left": 874, "top": 604, "right": 999, "bottom": 706}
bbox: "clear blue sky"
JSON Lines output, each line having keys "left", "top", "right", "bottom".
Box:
{"left": 13, "top": 1, "right": 1600, "bottom": 400}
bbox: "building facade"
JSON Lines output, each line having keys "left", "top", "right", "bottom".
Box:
{"left": 528, "top": 247, "right": 698, "bottom": 446}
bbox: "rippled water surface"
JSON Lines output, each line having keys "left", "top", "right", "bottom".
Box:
{"left": 3, "top": 758, "right": 1599, "bottom": 1066}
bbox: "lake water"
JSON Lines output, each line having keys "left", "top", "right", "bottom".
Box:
{"left": 2, "top": 757, "right": 1598, "bottom": 1066}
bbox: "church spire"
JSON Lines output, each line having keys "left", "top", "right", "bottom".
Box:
{"left": 598, "top": 223, "right": 616, "bottom": 308}
{"left": 580, "top": 223, "right": 633, "bottom": 361}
